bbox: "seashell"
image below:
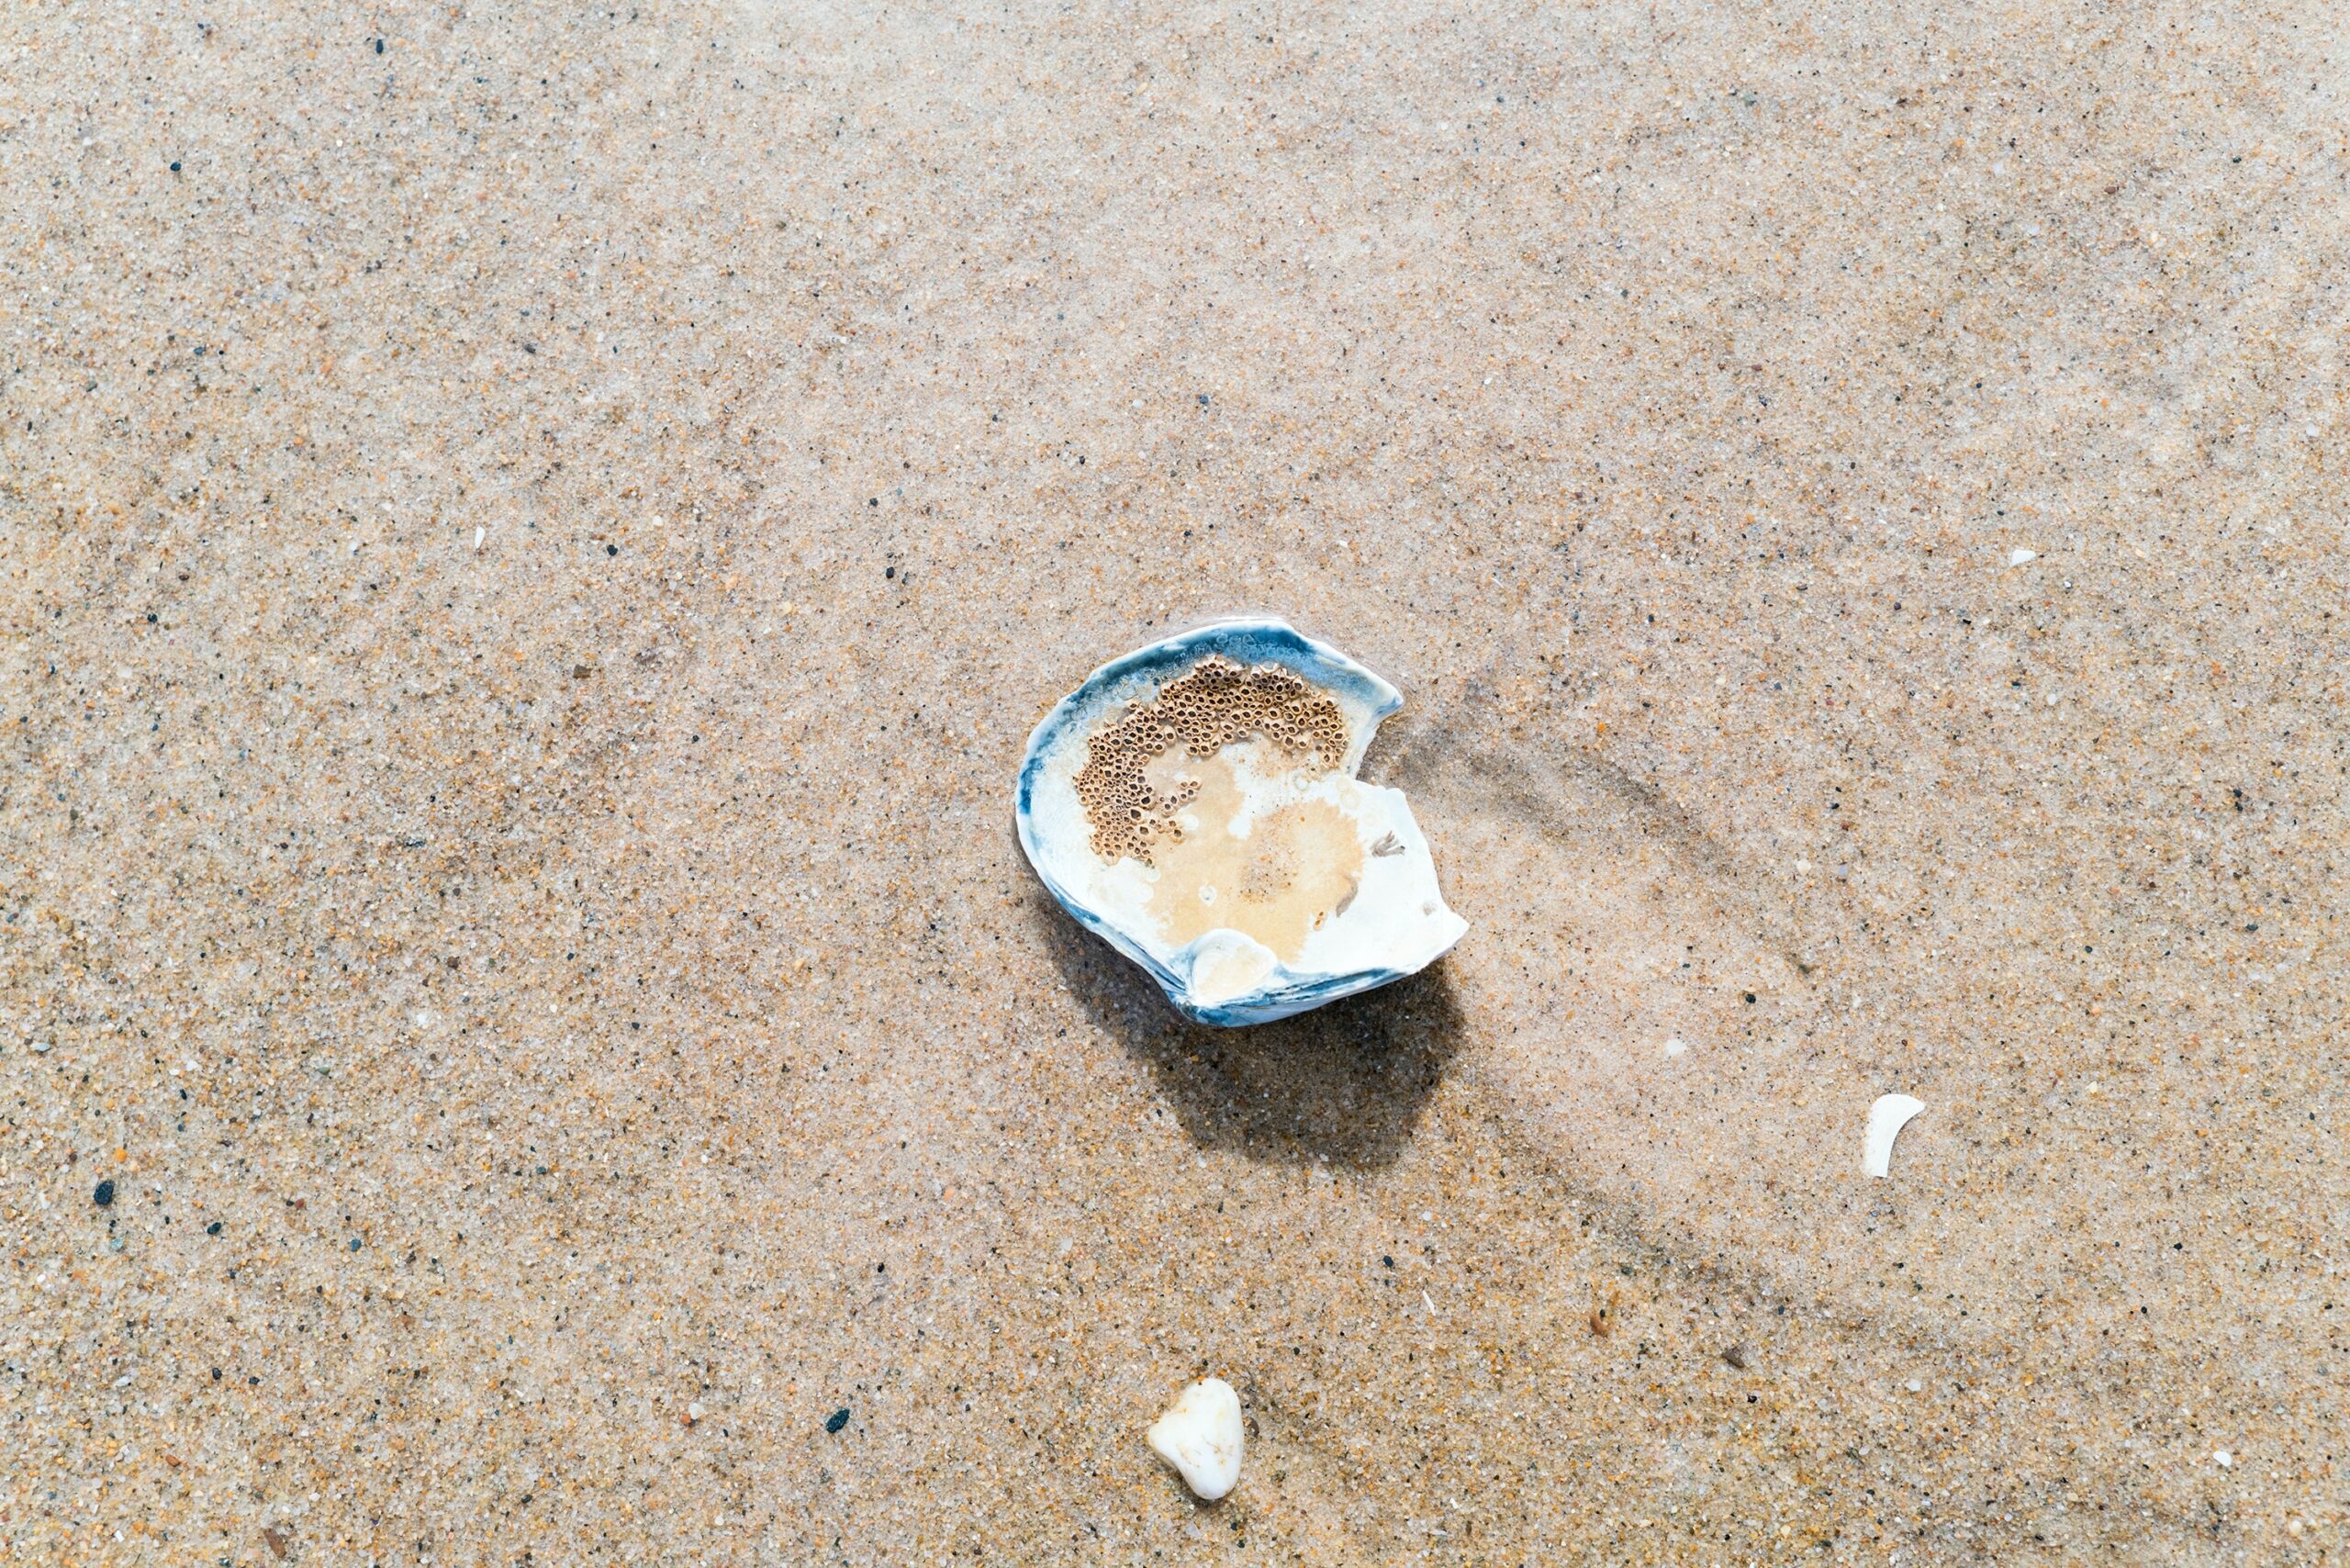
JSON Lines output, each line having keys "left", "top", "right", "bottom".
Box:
{"left": 1862, "top": 1092, "right": 1925, "bottom": 1178}
{"left": 1146, "top": 1377, "right": 1245, "bottom": 1499}
{"left": 1017, "top": 618, "right": 1467, "bottom": 1025}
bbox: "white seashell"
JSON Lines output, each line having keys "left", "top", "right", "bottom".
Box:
{"left": 1862, "top": 1092, "right": 1926, "bottom": 1178}
{"left": 1146, "top": 1377, "right": 1244, "bottom": 1500}
{"left": 2009, "top": 548, "right": 2038, "bottom": 566}
{"left": 1017, "top": 618, "right": 1467, "bottom": 1025}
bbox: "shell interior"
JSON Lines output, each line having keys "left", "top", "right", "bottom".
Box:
{"left": 1017, "top": 619, "right": 1466, "bottom": 1025}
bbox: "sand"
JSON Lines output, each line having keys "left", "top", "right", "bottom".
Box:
{"left": 4, "top": 0, "right": 2344, "bottom": 1561}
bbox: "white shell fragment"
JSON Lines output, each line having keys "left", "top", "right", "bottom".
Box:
{"left": 1146, "top": 1378, "right": 1245, "bottom": 1500}
{"left": 1862, "top": 1093, "right": 1926, "bottom": 1178}
{"left": 2009, "top": 547, "right": 2038, "bottom": 566}
{"left": 1017, "top": 619, "right": 1467, "bottom": 1025}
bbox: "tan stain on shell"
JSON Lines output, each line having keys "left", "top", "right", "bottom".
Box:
{"left": 1142, "top": 750, "right": 1363, "bottom": 963}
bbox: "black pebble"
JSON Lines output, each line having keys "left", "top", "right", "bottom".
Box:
{"left": 349, "top": 1238, "right": 363, "bottom": 1251}
{"left": 169, "top": 161, "right": 182, "bottom": 173}
{"left": 884, "top": 566, "right": 895, "bottom": 579}
{"left": 375, "top": 38, "right": 384, "bottom": 52}
{"left": 824, "top": 1407, "right": 850, "bottom": 1434}
{"left": 207, "top": 1221, "right": 222, "bottom": 1235}
{"left": 606, "top": 543, "right": 619, "bottom": 556}
{"left": 93, "top": 1180, "right": 115, "bottom": 1206}
{"left": 1382, "top": 1255, "right": 1394, "bottom": 1268}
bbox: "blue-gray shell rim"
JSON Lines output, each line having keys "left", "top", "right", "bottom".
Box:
{"left": 1014, "top": 617, "right": 1417, "bottom": 1026}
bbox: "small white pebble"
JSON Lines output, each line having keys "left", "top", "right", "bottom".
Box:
{"left": 2009, "top": 548, "right": 2038, "bottom": 566}
{"left": 2213, "top": 1450, "right": 2232, "bottom": 1468}
{"left": 1906, "top": 1379, "right": 1923, "bottom": 1393}
{"left": 1663, "top": 1036, "right": 1686, "bottom": 1058}
{"left": 473, "top": 526, "right": 486, "bottom": 551}
{"left": 1863, "top": 1093, "right": 1926, "bottom": 1178}
{"left": 687, "top": 1402, "right": 705, "bottom": 1422}
{"left": 1147, "top": 1378, "right": 1243, "bottom": 1500}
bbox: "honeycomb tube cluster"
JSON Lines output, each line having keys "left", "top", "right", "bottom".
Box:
{"left": 1072, "top": 655, "right": 1350, "bottom": 867}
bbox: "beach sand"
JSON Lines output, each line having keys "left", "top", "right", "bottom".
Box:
{"left": 4, "top": 0, "right": 2344, "bottom": 1560}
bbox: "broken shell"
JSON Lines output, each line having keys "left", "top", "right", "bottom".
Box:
{"left": 1017, "top": 619, "right": 1468, "bottom": 1025}
{"left": 1146, "top": 1377, "right": 1245, "bottom": 1500}
{"left": 1862, "top": 1092, "right": 1926, "bottom": 1178}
